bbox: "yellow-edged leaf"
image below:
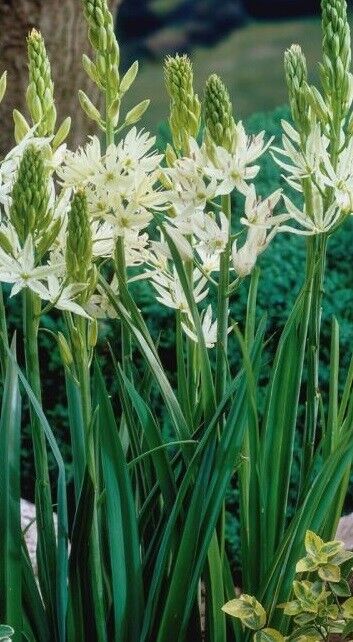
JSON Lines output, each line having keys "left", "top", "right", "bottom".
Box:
{"left": 342, "top": 598, "right": 353, "bottom": 619}
{"left": 305, "top": 531, "right": 324, "bottom": 557}
{"left": 318, "top": 563, "right": 340, "bottom": 582}
{"left": 222, "top": 595, "right": 266, "bottom": 630}
{"left": 254, "top": 628, "right": 285, "bottom": 642}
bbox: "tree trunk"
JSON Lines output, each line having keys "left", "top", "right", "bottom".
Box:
{"left": 0, "top": 0, "right": 121, "bottom": 155}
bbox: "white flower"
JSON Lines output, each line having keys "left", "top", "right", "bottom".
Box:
{"left": 181, "top": 304, "right": 220, "bottom": 348}
{"left": 115, "top": 127, "right": 163, "bottom": 174}
{"left": 316, "top": 137, "right": 353, "bottom": 212}
{"left": 193, "top": 211, "right": 229, "bottom": 255}
{"left": 150, "top": 226, "right": 193, "bottom": 262}
{"left": 124, "top": 230, "right": 150, "bottom": 267}
{"left": 206, "top": 122, "right": 273, "bottom": 196}
{"left": 45, "top": 275, "right": 90, "bottom": 317}
{"left": 164, "top": 157, "right": 217, "bottom": 220}
{"left": 232, "top": 239, "right": 258, "bottom": 277}
{"left": 271, "top": 121, "right": 329, "bottom": 192}
{"left": 91, "top": 220, "right": 115, "bottom": 258}
{"left": 151, "top": 266, "right": 208, "bottom": 312}
{"left": 278, "top": 192, "right": 342, "bottom": 235}
{"left": 0, "top": 236, "right": 57, "bottom": 297}
{"left": 232, "top": 186, "right": 282, "bottom": 276}
{"left": 57, "top": 136, "right": 102, "bottom": 187}
{"left": 195, "top": 246, "right": 221, "bottom": 274}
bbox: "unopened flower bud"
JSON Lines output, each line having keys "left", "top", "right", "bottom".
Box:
{"left": 232, "top": 240, "right": 257, "bottom": 277}
{"left": 57, "top": 331, "right": 73, "bottom": 366}
{"left": 66, "top": 190, "right": 95, "bottom": 302}
{"left": 204, "top": 74, "right": 236, "bottom": 152}
{"left": 124, "top": 99, "right": 150, "bottom": 126}
{"left": 321, "top": 0, "right": 351, "bottom": 110}
{"left": 164, "top": 54, "right": 201, "bottom": 153}
{"left": 165, "top": 143, "right": 177, "bottom": 167}
{"left": 13, "top": 109, "right": 31, "bottom": 143}
{"left": 27, "top": 29, "right": 56, "bottom": 135}
{"left": 88, "top": 319, "right": 98, "bottom": 348}
{"left": 10, "top": 145, "right": 50, "bottom": 244}
{"left": 78, "top": 90, "right": 102, "bottom": 123}
{"left": 82, "top": 54, "right": 102, "bottom": 87}
{"left": 82, "top": 0, "right": 120, "bottom": 92}
{"left": 284, "top": 44, "right": 310, "bottom": 136}
{"left": 52, "top": 116, "right": 71, "bottom": 150}
{"left": 305, "top": 84, "right": 329, "bottom": 124}
{"left": 119, "top": 60, "right": 138, "bottom": 95}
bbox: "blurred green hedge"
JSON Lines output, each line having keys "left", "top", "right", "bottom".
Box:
{"left": 10, "top": 104, "right": 353, "bottom": 571}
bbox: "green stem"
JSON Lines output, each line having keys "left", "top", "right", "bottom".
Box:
{"left": 300, "top": 233, "right": 327, "bottom": 488}
{"left": 105, "top": 70, "right": 132, "bottom": 377}
{"left": 215, "top": 194, "right": 232, "bottom": 406}
{"left": 184, "top": 235, "right": 196, "bottom": 415}
{"left": 70, "top": 313, "right": 107, "bottom": 642}
{"left": 114, "top": 236, "right": 132, "bottom": 375}
{"left": 22, "top": 288, "right": 58, "bottom": 637}
{"left": 0, "top": 284, "right": 9, "bottom": 381}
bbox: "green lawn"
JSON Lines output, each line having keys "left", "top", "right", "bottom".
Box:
{"left": 124, "top": 15, "right": 326, "bottom": 131}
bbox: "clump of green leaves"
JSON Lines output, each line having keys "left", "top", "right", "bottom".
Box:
{"left": 223, "top": 530, "right": 353, "bottom": 642}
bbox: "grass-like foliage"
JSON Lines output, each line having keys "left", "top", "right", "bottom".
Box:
{"left": 1, "top": 1, "right": 353, "bottom": 641}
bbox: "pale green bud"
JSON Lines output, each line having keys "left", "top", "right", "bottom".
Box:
{"left": 119, "top": 61, "right": 138, "bottom": 95}
{"left": 13, "top": 109, "right": 31, "bottom": 143}
{"left": 305, "top": 84, "right": 329, "bottom": 124}
{"left": 0, "top": 71, "right": 7, "bottom": 104}
{"left": 66, "top": 190, "right": 95, "bottom": 302}
{"left": 52, "top": 116, "right": 71, "bottom": 150}
{"left": 82, "top": 54, "right": 102, "bottom": 88}
{"left": 165, "top": 143, "right": 177, "bottom": 167}
{"left": 108, "top": 65, "right": 120, "bottom": 93}
{"left": 284, "top": 44, "right": 310, "bottom": 136}
{"left": 204, "top": 74, "right": 236, "bottom": 152}
{"left": 78, "top": 90, "right": 102, "bottom": 123}
{"left": 57, "top": 332, "right": 74, "bottom": 366}
{"left": 321, "top": 0, "right": 351, "bottom": 109}
{"left": 164, "top": 54, "right": 201, "bottom": 153}
{"left": 108, "top": 96, "right": 120, "bottom": 127}
{"left": 0, "top": 230, "right": 14, "bottom": 255}
{"left": 82, "top": 0, "right": 120, "bottom": 91}
{"left": 27, "top": 29, "right": 56, "bottom": 135}
{"left": 98, "top": 25, "right": 107, "bottom": 51}
{"left": 159, "top": 170, "right": 173, "bottom": 190}
{"left": 124, "top": 99, "right": 150, "bottom": 126}
{"left": 88, "top": 319, "right": 98, "bottom": 348}
{"left": 10, "top": 145, "right": 50, "bottom": 244}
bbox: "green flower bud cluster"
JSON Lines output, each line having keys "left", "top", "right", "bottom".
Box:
{"left": 320, "top": 0, "right": 352, "bottom": 111}
{"left": 81, "top": 0, "right": 120, "bottom": 113}
{"left": 164, "top": 54, "right": 201, "bottom": 153}
{"left": 204, "top": 74, "right": 236, "bottom": 152}
{"left": 284, "top": 45, "right": 311, "bottom": 136}
{"left": 66, "top": 190, "right": 97, "bottom": 302}
{"left": 9, "top": 146, "right": 57, "bottom": 252}
{"left": 26, "top": 29, "right": 56, "bottom": 136}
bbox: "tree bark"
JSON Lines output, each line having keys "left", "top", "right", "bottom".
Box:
{"left": 0, "top": 0, "right": 120, "bottom": 155}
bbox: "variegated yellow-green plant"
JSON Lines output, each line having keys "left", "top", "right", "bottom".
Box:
{"left": 223, "top": 531, "right": 353, "bottom": 642}
{"left": 1, "top": 0, "right": 353, "bottom": 641}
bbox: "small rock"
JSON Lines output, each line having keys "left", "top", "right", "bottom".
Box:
{"left": 21, "top": 499, "right": 58, "bottom": 576}
{"left": 336, "top": 513, "right": 353, "bottom": 550}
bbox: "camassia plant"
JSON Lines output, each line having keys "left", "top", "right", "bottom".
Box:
{"left": 1, "top": 0, "right": 353, "bottom": 640}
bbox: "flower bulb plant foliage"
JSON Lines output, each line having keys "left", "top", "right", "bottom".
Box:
{"left": 1, "top": 2, "right": 353, "bottom": 642}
